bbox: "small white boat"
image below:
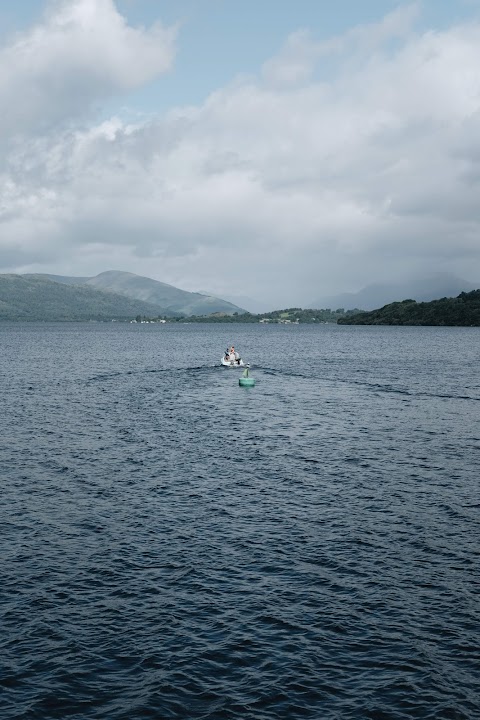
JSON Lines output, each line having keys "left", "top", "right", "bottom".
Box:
{"left": 221, "top": 356, "right": 245, "bottom": 367}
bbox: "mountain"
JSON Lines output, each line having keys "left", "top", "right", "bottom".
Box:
{"left": 310, "top": 273, "right": 478, "bottom": 311}
{"left": 37, "top": 273, "right": 92, "bottom": 285}
{"left": 0, "top": 274, "right": 173, "bottom": 321}
{"left": 33, "top": 271, "right": 245, "bottom": 316}
{"left": 198, "top": 290, "right": 269, "bottom": 314}
{"left": 337, "top": 290, "right": 480, "bottom": 326}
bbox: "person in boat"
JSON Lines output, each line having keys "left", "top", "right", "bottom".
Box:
{"left": 229, "top": 346, "right": 241, "bottom": 364}
{"left": 224, "top": 348, "right": 230, "bottom": 361}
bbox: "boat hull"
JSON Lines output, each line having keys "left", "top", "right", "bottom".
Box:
{"left": 221, "top": 357, "right": 245, "bottom": 367}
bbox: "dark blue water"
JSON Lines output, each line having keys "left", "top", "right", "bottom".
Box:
{"left": 1, "top": 323, "right": 479, "bottom": 720}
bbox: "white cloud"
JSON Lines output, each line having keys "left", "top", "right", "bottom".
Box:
{"left": 1, "top": 3, "right": 480, "bottom": 306}
{"left": 0, "top": 0, "right": 176, "bottom": 136}
{"left": 262, "top": 4, "right": 420, "bottom": 89}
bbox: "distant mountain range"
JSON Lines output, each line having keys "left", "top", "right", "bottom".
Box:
{"left": 3, "top": 269, "right": 477, "bottom": 322}
{"left": 0, "top": 271, "right": 244, "bottom": 321}
{"left": 310, "top": 274, "right": 478, "bottom": 311}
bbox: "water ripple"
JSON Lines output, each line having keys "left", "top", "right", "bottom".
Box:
{"left": 1, "top": 323, "right": 479, "bottom": 719}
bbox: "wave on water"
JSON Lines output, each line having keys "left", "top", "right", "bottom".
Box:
{"left": 2, "top": 323, "right": 479, "bottom": 719}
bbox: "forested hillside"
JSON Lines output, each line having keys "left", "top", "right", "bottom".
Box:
{"left": 337, "top": 291, "right": 480, "bottom": 326}
{"left": 0, "top": 274, "right": 170, "bottom": 321}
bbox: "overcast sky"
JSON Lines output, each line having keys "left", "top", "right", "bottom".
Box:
{"left": 1, "top": 0, "right": 480, "bottom": 306}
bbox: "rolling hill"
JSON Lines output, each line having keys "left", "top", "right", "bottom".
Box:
{"left": 32, "top": 271, "right": 244, "bottom": 316}
{"left": 0, "top": 274, "right": 177, "bottom": 321}
{"left": 337, "top": 290, "right": 480, "bottom": 326}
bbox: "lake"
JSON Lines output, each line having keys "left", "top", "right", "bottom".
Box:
{"left": 1, "top": 322, "right": 479, "bottom": 719}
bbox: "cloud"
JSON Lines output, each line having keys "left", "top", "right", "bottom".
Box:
{"left": 0, "top": 0, "right": 176, "bottom": 136}
{"left": 261, "top": 4, "right": 420, "bottom": 88}
{"left": 1, "top": 3, "right": 480, "bottom": 306}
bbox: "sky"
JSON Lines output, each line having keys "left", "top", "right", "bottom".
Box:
{"left": 1, "top": 0, "right": 480, "bottom": 307}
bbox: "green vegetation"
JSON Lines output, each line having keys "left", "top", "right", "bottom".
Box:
{"left": 0, "top": 274, "right": 171, "bottom": 321}
{"left": 170, "top": 307, "right": 360, "bottom": 323}
{"left": 0, "top": 275, "right": 356, "bottom": 323}
{"left": 3, "top": 272, "right": 478, "bottom": 326}
{"left": 337, "top": 290, "right": 480, "bottom": 326}
{"left": 30, "top": 270, "right": 244, "bottom": 316}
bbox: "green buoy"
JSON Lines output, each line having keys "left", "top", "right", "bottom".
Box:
{"left": 239, "top": 366, "right": 255, "bottom": 387}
